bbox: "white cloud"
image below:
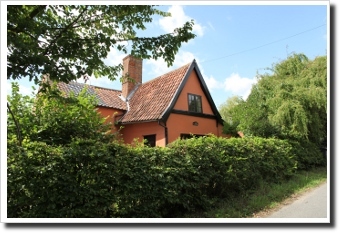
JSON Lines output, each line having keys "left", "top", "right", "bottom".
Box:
{"left": 146, "top": 50, "right": 195, "bottom": 78}
{"left": 173, "top": 51, "right": 196, "bottom": 66}
{"left": 159, "top": 5, "right": 204, "bottom": 37}
{"left": 103, "top": 46, "right": 128, "bottom": 67}
{"left": 194, "top": 60, "right": 222, "bottom": 91}
{"left": 76, "top": 76, "right": 121, "bottom": 91}
{"left": 224, "top": 73, "right": 257, "bottom": 100}
{"left": 204, "top": 75, "right": 221, "bottom": 90}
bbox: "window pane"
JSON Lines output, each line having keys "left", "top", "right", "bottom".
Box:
{"left": 196, "top": 96, "right": 202, "bottom": 113}
{"left": 188, "top": 95, "right": 195, "bottom": 112}
{"left": 188, "top": 94, "right": 202, "bottom": 113}
{"left": 144, "top": 135, "right": 156, "bottom": 147}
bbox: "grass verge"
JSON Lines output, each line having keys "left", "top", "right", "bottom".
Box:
{"left": 184, "top": 166, "right": 327, "bottom": 218}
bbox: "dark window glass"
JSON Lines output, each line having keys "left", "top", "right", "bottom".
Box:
{"left": 188, "top": 94, "right": 202, "bottom": 113}
{"left": 180, "top": 134, "right": 205, "bottom": 140}
{"left": 144, "top": 134, "right": 156, "bottom": 147}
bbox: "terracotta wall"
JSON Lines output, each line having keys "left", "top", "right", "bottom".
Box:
{"left": 166, "top": 66, "right": 223, "bottom": 143}
{"left": 173, "top": 69, "right": 213, "bottom": 114}
{"left": 96, "top": 106, "right": 125, "bottom": 133}
{"left": 121, "top": 121, "right": 166, "bottom": 147}
{"left": 95, "top": 67, "right": 225, "bottom": 147}
{"left": 167, "top": 113, "right": 222, "bottom": 143}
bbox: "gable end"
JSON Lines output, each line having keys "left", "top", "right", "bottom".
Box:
{"left": 161, "top": 60, "right": 224, "bottom": 124}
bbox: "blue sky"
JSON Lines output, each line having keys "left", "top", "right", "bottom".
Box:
{"left": 4, "top": 2, "right": 328, "bottom": 109}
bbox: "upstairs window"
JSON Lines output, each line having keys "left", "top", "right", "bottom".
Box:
{"left": 188, "top": 94, "right": 202, "bottom": 113}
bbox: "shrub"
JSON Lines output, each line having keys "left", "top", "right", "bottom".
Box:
{"left": 169, "top": 136, "right": 297, "bottom": 198}
{"left": 7, "top": 139, "right": 118, "bottom": 218}
{"left": 287, "top": 139, "right": 326, "bottom": 170}
{"left": 7, "top": 82, "right": 115, "bottom": 147}
{"left": 8, "top": 135, "right": 316, "bottom": 218}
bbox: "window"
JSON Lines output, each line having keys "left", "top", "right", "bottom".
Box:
{"left": 180, "top": 134, "right": 205, "bottom": 140}
{"left": 144, "top": 134, "right": 156, "bottom": 147}
{"left": 188, "top": 94, "right": 202, "bottom": 113}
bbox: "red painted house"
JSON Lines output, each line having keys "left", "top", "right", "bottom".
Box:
{"left": 57, "top": 55, "right": 225, "bottom": 147}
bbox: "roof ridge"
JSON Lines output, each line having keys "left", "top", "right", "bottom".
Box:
{"left": 66, "top": 61, "right": 193, "bottom": 91}
{"left": 92, "top": 85, "right": 122, "bottom": 92}
{"left": 67, "top": 81, "right": 122, "bottom": 92}
{"left": 140, "top": 61, "right": 192, "bottom": 86}
{"left": 119, "top": 60, "right": 194, "bottom": 123}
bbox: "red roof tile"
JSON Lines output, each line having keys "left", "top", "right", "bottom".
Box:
{"left": 56, "top": 61, "right": 193, "bottom": 123}
{"left": 120, "top": 62, "right": 191, "bottom": 123}
{"left": 57, "top": 82, "right": 127, "bottom": 110}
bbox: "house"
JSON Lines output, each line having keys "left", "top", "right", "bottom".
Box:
{"left": 57, "top": 55, "right": 225, "bottom": 147}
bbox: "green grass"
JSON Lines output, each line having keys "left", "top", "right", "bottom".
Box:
{"left": 184, "top": 166, "right": 327, "bottom": 218}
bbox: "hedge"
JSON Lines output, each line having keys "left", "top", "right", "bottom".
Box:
{"left": 7, "top": 136, "right": 325, "bottom": 218}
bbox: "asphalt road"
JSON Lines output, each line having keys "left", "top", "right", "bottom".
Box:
{"left": 265, "top": 182, "right": 328, "bottom": 218}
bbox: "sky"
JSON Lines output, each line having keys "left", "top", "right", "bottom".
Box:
{"left": 3, "top": 1, "right": 328, "bottom": 109}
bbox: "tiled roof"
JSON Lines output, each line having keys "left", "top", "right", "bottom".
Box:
{"left": 56, "top": 61, "right": 192, "bottom": 123}
{"left": 120, "top": 62, "right": 191, "bottom": 123}
{"left": 57, "top": 82, "right": 127, "bottom": 110}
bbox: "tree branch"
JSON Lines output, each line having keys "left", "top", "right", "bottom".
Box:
{"left": 7, "top": 102, "right": 22, "bottom": 146}
{"left": 29, "top": 5, "right": 47, "bottom": 19}
{"left": 43, "top": 6, "right": 89, "bottom": 56}
{"left": 7, "top": 5, "right": 47, "bottom": 34}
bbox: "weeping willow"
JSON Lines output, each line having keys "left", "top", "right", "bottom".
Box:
{"left": 236, "top": 53, "right": 327, "bottom": 146}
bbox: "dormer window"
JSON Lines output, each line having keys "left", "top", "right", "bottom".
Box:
{"left": 188, "top": 93, "right": 202, "bottom": 113}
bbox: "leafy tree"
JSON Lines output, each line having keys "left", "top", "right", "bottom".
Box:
{"left": 233, "top": 79, "right": 281, "bottom": 138}
{"left": 267, "top": 54, "right": 327, "bottom": 145}
{"left": 218, "top": 96, "right": 244, "bottom": 136}
{"left": 230, "top": 53, "right": 327, "bottom": 146}
{"left": 7, "top": 83, "right": 36, "bottom": 145}
{"left": 7, "top": 82, "right": 114, "bottom": 146}
{"left": 7, "top": 5, "right": 196, "bottom": 84}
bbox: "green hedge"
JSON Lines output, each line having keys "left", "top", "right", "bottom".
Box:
{"left": 8, "top": 139, "right": 118, "bottom": 218}
{"left": 287, "top": 139, "right": 326, "bottom": 170}
{"left": 168, "top": 136, "right": 297, "bottom": 198}
{"left": 7, "top": 136, "right": 325, "bottom": 218}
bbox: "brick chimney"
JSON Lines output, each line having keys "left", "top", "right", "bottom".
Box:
{"left": 122, "top": 55, "right": 142, "bottom": 99}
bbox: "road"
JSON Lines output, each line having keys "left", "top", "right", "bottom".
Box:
{"left": 265, "top": 182, "right": 328, "bottom": 218}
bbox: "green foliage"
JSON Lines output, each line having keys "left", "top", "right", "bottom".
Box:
{"left": 222, "top": 122, "right": 239, "bottom": 137}
{"left": 266, "top": 55, "right": 327, "bottom": 145}
{"left": 234, "top": 84, "right": 281, "bottom": 138}
{"left": 7, "top": 83, "right": 36, "bottom": 143}
{"left": 228, "top": 53, "right": 327, "bottom": 146}
{"left": 7, "top": 5, "right": 196, "bottom": 83}
{"left": 8, "top": 139, "right": 118, "bottom": 217}
{"left": 219, "top": 96, "right": 244, "bottom": 135}
{"left": 287, "top": 140, "right": 326, "bottom": 170}
{"left": 7, "top": 82, "right": 114, "bottom": 146}
{"left": 8, "top": 135, "right": 324, "bottom": 218}
{"left": 32, "top": 83, "right": 114, "bottom": 145}
{"left": 107, "top": 145, "right": 172, "bottom": 217}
